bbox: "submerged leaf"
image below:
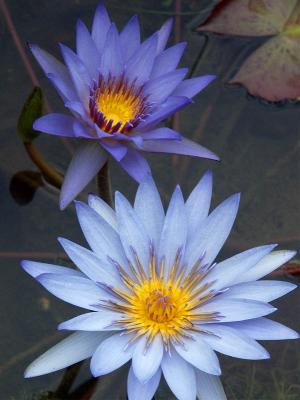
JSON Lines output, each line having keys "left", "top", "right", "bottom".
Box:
{"left": 18, "top": 87, "right": 44, "bottom": 143}
{"left": 197, "top": 0, "right": 300, "bottom": 101}
{"left": 197, "top": 0, "right": 298, "bottom": 36}
{"left": 230, "top": 34, "right": 300, "bottom": 101}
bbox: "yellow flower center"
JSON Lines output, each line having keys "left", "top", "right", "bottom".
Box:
{"left": 102, "top": 250, "right": 220, "bottom": 349}
{"left": 97, "top": 86, "right": 140, "bottom": 131}
{"left": 90, "top": 75, "right": 149, "bottom": 134}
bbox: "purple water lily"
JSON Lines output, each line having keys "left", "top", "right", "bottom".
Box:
{"left": 30, "top": 1, "right": 219, "bottom": 210}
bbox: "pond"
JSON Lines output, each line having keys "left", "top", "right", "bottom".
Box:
{"left": 0, "top": 0, "right": 299, "bottom": 399}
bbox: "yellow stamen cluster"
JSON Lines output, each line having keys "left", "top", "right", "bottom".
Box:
{"left": 92, "top": 75, "right": 148, "bottom": 134}
{"left": 102, "top": 250, "right": 219, "bottom": 349}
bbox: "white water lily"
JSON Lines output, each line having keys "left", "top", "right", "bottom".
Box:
{"left": 22, "top": 171, "right": 298, "bottom": 400}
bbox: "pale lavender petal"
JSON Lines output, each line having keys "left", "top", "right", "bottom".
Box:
{"left": 132, "top": 335, "right": 163, "bottom": 383}
{"left": 90, "top": 333, "right": 133, "bottom": 376}
{"left": 120, "top": 15, "right": 140, "bottom": 61}
{"left": 36, "top": 273, "right": 105, "bottom": 311}
{"left": 227, "top": 318, "right": 299, "bottom": 340}
{"left": 134, "top": 174, "right": 165, "bottom": 251}
{"left": 198, "top": 298, "right": 276, "bottom": 322}
{"left": 115, "top": 191, "right": 151, "bottom": 273}
{"left": 174, "top": 335, "right": 221, "bottom": 375}
{"left": 172, "top": 75, "right": 216, "bottom": 99}
{"left": 88, "top": 194, "right": 117, "bottom": 230}
{"left": 76, "top": 19, "right": 101, "bottom": 79}
{"left": 161, "top": 349, "right": 197, "bottom": 400}
{"left": 221, "top": 280, "right": 297, "bottom": 303}
{"left": 136, "top": 96, "right": 191, "bottom": 132}
{"left": 203, "top": 244, "right": 277, "bottom": 292}
{"left": 25, "top": 331, "right": 108, "bottom": 377}
{"left": 184, "top": 193, "right": 239, "bottom": 269}
{"left": 60, "top": 142, "right": 107, "bottom": 210}
{"left": 29, "top": 43, "right": 77, "bottom": 101}
{"left": 120, "top": 147, "right": 151, "bottom": 182}
{"left": 33, "top": 113, "right": 77, "bottom": 137}
{"left": 196, "top": 370, "right": 227, "bottom": 400}
{"left": 21, "top": 260, "right": 83, "bottom": 279}
{"left": 234, "top": 250, "right": 297, "bottom": 284}
{"left": 138, "top": 127, "right": 181, "bottom": 141}
{"left": 126, "top": 34, "right": 158, "bottom": 85}
{"left": 58, "top": 310, "right": 123, "bottom": 331}
{"left": 75, "top": 201, "right": 127, "bottom": 268}
{"left": 100, "top": 23, "right": 123, "bottom": 78}
{"left": 151, "top": 42, "right": 187, "bottom": 79}
{"left": 158, "top": 186, "right": 187, "bottom": 278}
{"left": 142, "top": 137, "right": 219, "bottom": 162}
{"left": 92, "top": 0, "right": 111, "bottom": 52}
{"left": 58, "top": 237, "right": 122, "bottom": 286}
{"left": 128, "top": 366, "right": 161, "bottom": 400}
{"left": 143, "top": 68, "right": 188, "bottom": 104}
{"left": 156, "top": 18, "right": 173, "bottom": 54}
{"left": 60, "top": 44, "right": 91, "bottom": 107}
{"left": 200, "top": 324, "right": 270, "bottom": 360}
{"left": 185, "top": 170, "right": 212, "bottom": 237}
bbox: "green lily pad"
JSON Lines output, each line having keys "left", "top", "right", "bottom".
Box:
{"left": 17, "top": 86, "right": 43, "bottom": 143}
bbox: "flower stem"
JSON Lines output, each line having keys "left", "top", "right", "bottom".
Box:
{"left": 188, "top": 34, "right": 209, "bottom": 79}
{"left": 54, "top": 362, "right": 82, "bottom": 397}
{"left": 97, "top": 161, "right": 113, "bottom": 207}
{"left": 24, "top": 143, "right": 63, "bottom": 189}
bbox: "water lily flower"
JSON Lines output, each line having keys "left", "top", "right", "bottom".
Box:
{"left": 22, "top": 171, "right": 298, "bottom": 400}
{"left": 29, "top": 1, "right": 218, "bottom": 210}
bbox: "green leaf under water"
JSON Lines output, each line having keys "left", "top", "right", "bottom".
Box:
{"left": 17, "top": 86, "right": 43, "bottom": 143}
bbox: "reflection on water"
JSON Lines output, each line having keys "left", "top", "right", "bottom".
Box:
{"left": 0, "top": 0, "right": 299, "bottom": 399}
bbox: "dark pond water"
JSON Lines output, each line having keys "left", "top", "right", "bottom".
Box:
{"left": 0, "top": 0, "right": 299, "bottom": 399}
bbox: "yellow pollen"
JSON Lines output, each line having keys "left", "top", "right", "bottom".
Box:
{"left": 92, "top": 75, "right": 148, "bottom": 134}
{"left": 97, "top": 89, "right": 138, "bottom": 130}
{"left": 105, "top": 255, "right": 219, "bottom": 347}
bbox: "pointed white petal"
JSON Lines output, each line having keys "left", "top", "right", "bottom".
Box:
{"left": 75, "top": 201, "right": 128, "bottom": 268}
{"left": 58, "top": 310, "right": 123, "bottom": 331}
{"left": 185, "top": 170, "right": 212, "bottom": 237}
{"left": 220, "top": 280, "right": 297, "bottom": 302}
{"left": 203, "top": 244, "right": 276, "bottom": 292}
{"left": 115, "top": 191, "right": 151, "bottom": 274}
{"left": 234, "top": 250, "right": 297, "bottom": 283}
{"left": 161, "top": 349, "right": 197, "bottom": 400}
{"left": 90, "top": 333, "right": 133, "bottom": 376}
{"left": 58, "top": 237, "right": 122, "bottom": 286}
{"left": 21, "top": 260, "right": 83, "bottom": 278}
{"left": 37, "top": 273, "right": 104, "bottom": 311}
{"left": 158, "top": 186, "right": 187, "bottom": 278}
{"left": 198, "top": 298, "right": 276, "bottom": 322}
{"left": 132, "top": 335, "right": 163, "bottom": 383}
{"left": 134, "top": 174, "right": 165, "bottom": 252}
{"left": 128, "top": 366, "right": 161, "bottom": 400}
{"left": 88, "top": 194, "right": 117, "bottom": 230}
{"left": 196, "top": 370, "right": 227, "bottom": 400}
{"left": 227, "top": 318, "right": 299, "bottom": 340}
{"left": 200, "top": 324, "right": 269, "bottom": 360}
{"left": 25, "top": 331, "right": 108, "bottom": 377}
{"left": 184, "top": 194, "right": 240, "bottom": 270}
{"left": 174, "top": 335, "right": 221, "bottom": 375}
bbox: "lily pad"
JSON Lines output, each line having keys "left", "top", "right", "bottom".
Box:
{"left": 197, "top": 0, "right": 300, "bottom": 101}
{"left": 230, "top": 33, "right": 300, "bottom": 101}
